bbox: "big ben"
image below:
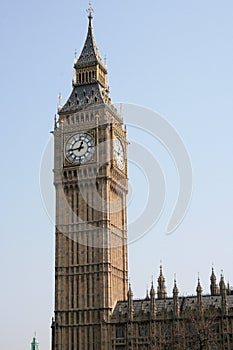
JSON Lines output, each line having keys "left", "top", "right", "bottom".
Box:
{"left": 51, "top": 5, "right": 128, "bottom": 350}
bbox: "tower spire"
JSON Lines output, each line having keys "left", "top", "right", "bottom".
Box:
{"left": 60, "top": 4, "right": 110, "bottom": 114}
{"left": 87, "top": 1, "right": 93, "bottom": 27}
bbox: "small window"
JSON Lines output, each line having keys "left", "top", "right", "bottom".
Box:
{"left": 116, "top": 326, "right": 125, "bottom": 338}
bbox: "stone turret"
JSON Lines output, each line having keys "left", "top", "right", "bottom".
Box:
{"left": 173, "top": 279, "right": 180, "bottom": 318}
{"left": 157, "top": 265, "right": 167, "bottom": 299}
{"left": 220, "top": 273, "right": 228, "bottom": 315}
{"left": 150, "top": 282, "right": 156, "bottom": 318}
{"left": 196, "top": 277, "right": 203, "bottom": 309}
{"left": 210, "top": 267, "right": 219, "bottom": 295}
{"left": 127, "top": 284, "right": 134, "bottom": 321}
{"left": 31, "top": 335, "right": 39, "bottom": 350}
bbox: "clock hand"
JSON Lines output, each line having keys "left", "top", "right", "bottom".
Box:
{"left": 68, "top": 147, "right": 80, "bottom": 152}
{"left": 77, "top": 141, "right": 84, "bottom": 152}
{"left": 69, "top": 142, "right": 85, "bottom": 153}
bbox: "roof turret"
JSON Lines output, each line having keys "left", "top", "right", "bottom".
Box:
{"left": 173, "top": 279, "right": 180, "bottom": 318}
{"left": 150, "top": 281, "right": 155, "bottom": 297}
{"left": 196, "top": 277, "right": 202, "bottom": 294}
{"left": 196, "top": 277, "right": 203, "bottom": 309}
{"left": 157, "top": 264, "right": 167, "bottom": 299}
{"left": 220, "top": 273, "right": 228, "bottom": 315}
{"left": 150, "top": 281, "right": 156, "bottom": 318}
{"left": 173, "top": 279, "right": 179, "bottom": 296}
{"left": 31, "top": 334, "right": 39, "bottom": 350}
{"left": 210, "top": 267, "right": 219, "bottom": 296}
{"left": 220, "top": 273, "right": 226, "bottom": 292}
{"left": 127, "top": 283, "right": 134, "bottom": 321}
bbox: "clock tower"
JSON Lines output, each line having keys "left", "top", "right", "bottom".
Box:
{"left": 51, "top": 7, "right": 128, "bottom": 350}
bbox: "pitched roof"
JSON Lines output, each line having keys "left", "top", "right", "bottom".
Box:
{"left": 75, "top": 15, "right": 106, "bottom": 71}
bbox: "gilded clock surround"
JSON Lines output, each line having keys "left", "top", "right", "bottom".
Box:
{"left": 64, "top": 130, "right": 96, "bottom": 166}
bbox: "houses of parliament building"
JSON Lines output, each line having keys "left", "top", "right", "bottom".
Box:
{"left": 51, "top": 5, "right": 233, "bottom": 350}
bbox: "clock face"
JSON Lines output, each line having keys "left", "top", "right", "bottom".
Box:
{"left": 113, "top": 138, "right": 125, "bottom": 170}
{"left": 65, "top": 133, "right": 95, "bottom": 164}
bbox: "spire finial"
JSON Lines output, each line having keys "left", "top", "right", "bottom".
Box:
{"left": 57, "top": 93, "right": 62, "bottom": 112}
{"left": 87, "top": 1, "right": 94, "bottom": 25}
{"left": 74, "top": 49, "right": 77, "bottom": 62}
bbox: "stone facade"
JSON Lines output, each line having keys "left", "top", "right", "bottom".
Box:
{"left": 108, "top": 268, "right": 233, "bottom": 349}
{"left": 51, "top": 9, "right": 128, "bottom": 350}
{"left": 51, "top": 8, "right": 233, "bottom": 350}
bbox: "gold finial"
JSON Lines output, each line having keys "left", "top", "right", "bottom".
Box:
{"left": 57, "top": 93, "right": 63, "bottom": 112}
{"left": 87, "top": 1, "right": 94, "bottom": 20}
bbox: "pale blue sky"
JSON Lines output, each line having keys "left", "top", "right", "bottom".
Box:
{"left": 1, "top": 0, "right": 233, "bottom": 349}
